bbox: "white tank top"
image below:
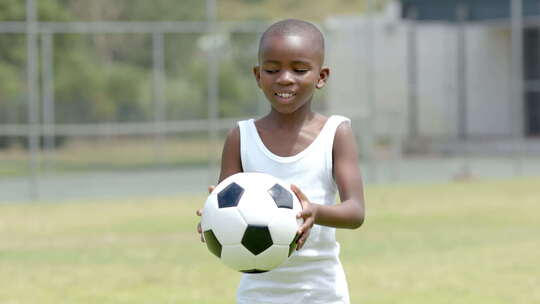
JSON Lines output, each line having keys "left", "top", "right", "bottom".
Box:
{"left": 236, "top": 115, "right": 351, "bottom": 304}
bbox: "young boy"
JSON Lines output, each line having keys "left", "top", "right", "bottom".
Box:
{"left": 197, "top": 19, "right": 365, "bottom": 304}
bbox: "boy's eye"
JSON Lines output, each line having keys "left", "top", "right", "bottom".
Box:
{"left": 294, "top": 69, "right": 308, "bottom": 74}
{"left": 264, "top": 69, "right": 278, "bottom": 74}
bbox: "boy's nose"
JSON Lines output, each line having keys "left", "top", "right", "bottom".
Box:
{"left": 276, "top": 71, "right": 294, "bottom": 85}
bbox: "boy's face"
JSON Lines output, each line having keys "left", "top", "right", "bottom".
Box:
{"left": 253, "top": 33, "right": 329, "bottom": 114}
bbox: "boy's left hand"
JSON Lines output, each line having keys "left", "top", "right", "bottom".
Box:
{"left": 291, "top": 184, "right": 317, "bottom": 251}
{"left": 196, "top": 185, "right": 216, "bottom": 243}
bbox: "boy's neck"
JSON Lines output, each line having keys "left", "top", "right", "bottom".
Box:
{"left": 267, "top": 106, "right": 316, "bottom": 130}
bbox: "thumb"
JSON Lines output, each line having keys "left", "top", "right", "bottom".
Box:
{"left": 290, "top": 184, "right": 308, "bottom": 203}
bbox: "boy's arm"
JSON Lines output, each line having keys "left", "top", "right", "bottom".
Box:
{"left": 320, "top": 121, "right": 365, "bottom": 228}
{"left": 292, "top": 121, "right": 364, "bottom": 249}
{"left": 196, "top": 126, "right": 243, "bottom": 243}
{"left": 296, "top": 121, "right": 365, "bottom": 231}
{"left": 218, "top": 126, "right": 243, "bottom": 183}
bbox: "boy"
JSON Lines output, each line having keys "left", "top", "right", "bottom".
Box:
{"left": 197, "top": 19, "right": 365, "bottom": 304}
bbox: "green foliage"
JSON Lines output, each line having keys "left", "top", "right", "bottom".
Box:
{"left": 104, "top": 64, "right": 152, "bottom": 122}
{"left": 0, "top": 0, "right": 25, "bottom": 21}
{"left": 61, "top": 0, "right": 206, "bottom": 21}
{"left": 218, "top": 60, "right": 258, "bottom": 117}
{"left": 0, "top": 59, "right": 23, "bottom": 102}
{"left": 38, "top": 0, "right": 75, "bottom": 21}
{"left": 166, "top": 63, "right": 207, "bottom": 120}
{"left": 0, "top": 0, "right": 374, "bottom": 125}
{"left": 54, "top": 49, "right": 152, "bottom": 123}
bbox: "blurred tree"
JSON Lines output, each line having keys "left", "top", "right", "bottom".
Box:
{"left": 64, "top": 0, "right": 206, "bottom": 21}
{"left": 0, "top": 0, "right": 27, "bottom": 125}
{"left": 0, "top": 0, "right": 382, "bottom": 129}
{"left": 218, "top": 0, "right": 366, "bottom": 21}
{"left": 0, "top": 0, "right": 25, "bottom": 21}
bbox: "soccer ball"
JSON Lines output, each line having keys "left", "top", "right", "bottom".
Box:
{"left": 200, "top": 172, "right": 303, "bottom": 273}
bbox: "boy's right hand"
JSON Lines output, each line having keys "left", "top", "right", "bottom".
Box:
{"left": 196, "top": 185, "right": 215, "bottom": 243}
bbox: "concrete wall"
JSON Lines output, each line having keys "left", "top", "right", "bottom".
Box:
{"left": 466, "top": 25, "right": 512, "bottom": 137}
{"left": 325, "top": 4, "right": 515, "bottom": 139}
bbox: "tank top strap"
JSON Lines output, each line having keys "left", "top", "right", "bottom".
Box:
{"left": 319, "top": 115, "right": 351, "bottom": 147}
{"left": 320, "top": 115, "right": 351, "bottom": 139}
{"left": 237, "top": 119, "right": 255, "bottom": 171}
{"left": 320, "top": 115, "right": 351, "bottom": 182}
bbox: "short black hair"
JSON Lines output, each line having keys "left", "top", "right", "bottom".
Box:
{"left": 258, "top": 19, "right": 325, "bottom": 63}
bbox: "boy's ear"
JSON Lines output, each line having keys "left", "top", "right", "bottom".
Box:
{"left": 253, "top": 66, "right": 262, "bottom": 88}
{"left": 316, "top": 67, "right": 330, "bottom": 89}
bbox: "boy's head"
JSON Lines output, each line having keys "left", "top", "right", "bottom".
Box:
{"left": 254, "top": 19, "right": 329, "bottom": 114}
{"left": 258, "top": 19, "right": 325, "bottom": 66}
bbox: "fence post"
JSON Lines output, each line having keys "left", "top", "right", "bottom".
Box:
{"left": 152, "top": 31, "right": 166, "bottom": 163}
{"left": 41, "top": 31, "right": 55, "bottom": 171}
{"left": 26, "top": 0, "right": 40, "bottom": 200}
{"left": 206, "top": 0, "right": 220, "bottom": 184}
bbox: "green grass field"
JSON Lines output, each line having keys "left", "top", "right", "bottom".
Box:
{"left": 0, "top": 178, "right": 538, "bottom": 303}
{"left": 0, "top": 136, "right": 222, "bottom": 177}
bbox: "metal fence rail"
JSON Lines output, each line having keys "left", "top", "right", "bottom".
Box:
{"left": 0, "top": 21, "right": 272, "bottom": 33}
{"left": 0, "top": 119, "right": 246, "bottom": 136}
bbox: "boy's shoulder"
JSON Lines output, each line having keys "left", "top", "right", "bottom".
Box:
{"left": 316, "top": 114, "right": 351, "bottom": 131}
{"left": 224, "top": 124, "right": 241, "bottom": 142}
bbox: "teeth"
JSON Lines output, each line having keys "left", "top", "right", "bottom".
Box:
{"left": 276, "top": 92, "right": 295, "bottom": 98}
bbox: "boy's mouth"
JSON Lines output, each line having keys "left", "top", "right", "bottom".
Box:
{"left": 275, "top": 92, "right": 296, "bottom": 99}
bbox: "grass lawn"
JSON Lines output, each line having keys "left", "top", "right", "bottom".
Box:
{"left": 0, "top": 136, "right": 222, "bottom": 177}
{"left": 0, "top": 178, "right": 538, "bottom": 303}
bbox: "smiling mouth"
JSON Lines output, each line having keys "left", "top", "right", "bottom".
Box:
{"left": 275, "top": 92, "right": 296, "bottom": 99}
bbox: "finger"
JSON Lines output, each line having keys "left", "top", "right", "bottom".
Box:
{"left": 297, "top": 239, "right": 305, "bottom": 250}
{"left": 290, "top": 184, "right": 308, "bottom": 203}
{"left": 291, "top": 185, "right": 311, "bottom": 213}
{"left": 297, "top": 216, "right": 312, "bottom": 233}
{"left": 208, "top": 185, "right": 215, "bottom": 194}
{"left": 197, "top": 223, "right": 205, "bottom": 243}
{"left": 296, "top": 231, "right": 310, "bottom": 250}
{"left": 295, "top": 231, "right": 304, "bottom": 250}
{"left": 298, "top": 219, "right": 313, "bottom": 234}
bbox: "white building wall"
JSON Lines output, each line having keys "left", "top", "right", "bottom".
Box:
{"left": 416, "top": 24, "right": 459, "bottom": 137}
{"left": 325, "top": 5, "right": 513, "bottom": 139}
{"left": 466, "top": 25, "right": 512, "bottom": 137}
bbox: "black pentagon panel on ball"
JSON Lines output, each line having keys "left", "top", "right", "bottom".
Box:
{"left": 203, "top": 230, "right": 222, "bottom": 258}
{"left": 241, "top": 225, "right": 274, "bottom": 255}
{"left": 288, "top": 233, "right": 301, "bottom": 257}
{"left": 217, "top": 182, "right": 244, "bottom": 208}
{"left": 241, "top": 269, "right": 268, "bottom": 274}
{"left": 268, "top": 183, "right": 293, "bottom": 209}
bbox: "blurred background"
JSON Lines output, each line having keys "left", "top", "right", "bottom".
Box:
{"left": 1, "top": 2, "right": 539, "bottom": 304}
{"left": 0, "top": 0, "right": 539, "bottom": 201}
